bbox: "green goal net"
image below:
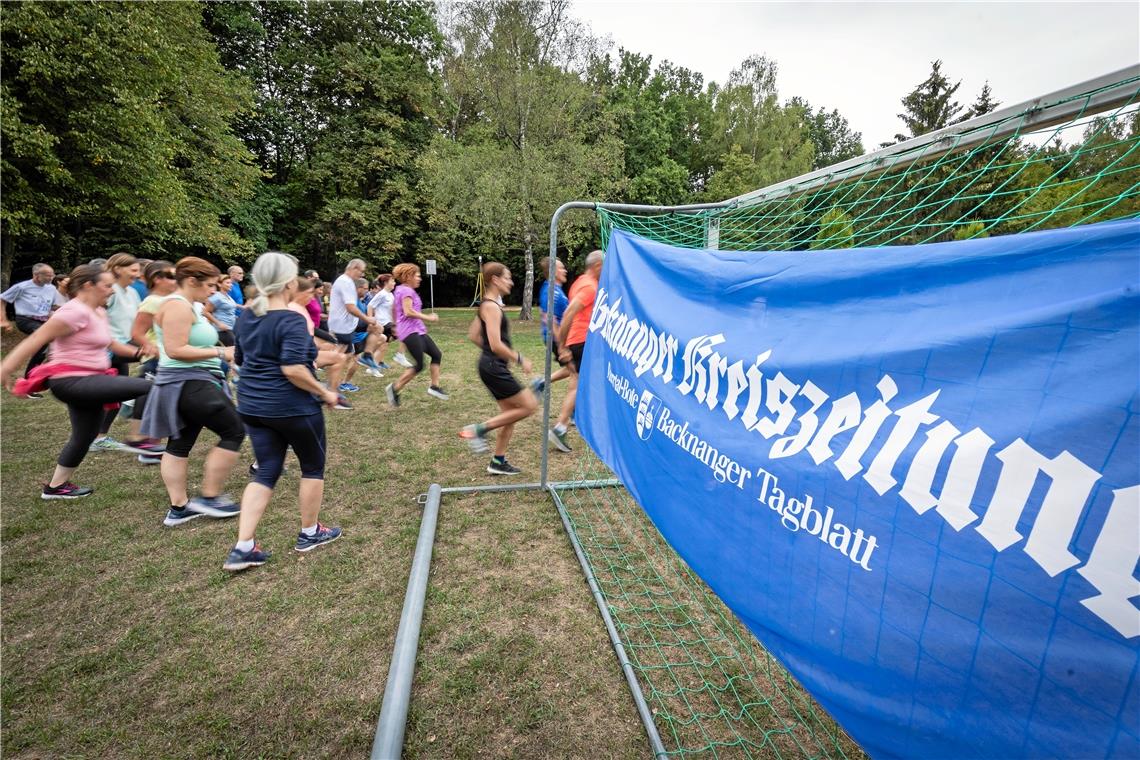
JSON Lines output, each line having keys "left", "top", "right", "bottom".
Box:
{"left": 550, "top": 70, "right": 1140, "bottom": 758}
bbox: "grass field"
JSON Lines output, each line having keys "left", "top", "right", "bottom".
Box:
{"left": 1, "top": 309, "right": 649, "bottom": 758}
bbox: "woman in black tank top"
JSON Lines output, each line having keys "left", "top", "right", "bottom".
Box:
{"left": 458, "top": 263, "right": 540, "bottom": 475}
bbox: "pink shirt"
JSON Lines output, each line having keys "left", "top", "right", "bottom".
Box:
{"left": 393, "top": 284, "right": 426, "bottom": 341}
{"left": 288, "top": 302, "right": 316, "bottom": 336}
{"left": 305, "top": 296, "right": 322, "bottom": 327}
{"left": 47, "top": 300, "right": 112, "bottom": 374}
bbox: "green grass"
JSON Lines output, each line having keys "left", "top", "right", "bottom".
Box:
{"left": 1, "top": 309, "right": 647, "bottom": 759}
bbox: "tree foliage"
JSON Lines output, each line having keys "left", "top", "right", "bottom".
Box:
{"left": 2, "top": 1, "right": 259, "bottom": 265}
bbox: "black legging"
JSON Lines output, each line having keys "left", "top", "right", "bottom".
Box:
{"left": 14, "top": 317, "right": 49, "bottom": 377}
{"left": 164, "top": 379, "right": 245, "bottom": 458}
{"left": 100, "top": 354, "right": 145, "bottom": 435}
{"left": 242, "top": 413, "right": 326, "bottom": 489}
{"left": 47, "top": 374, "right": 153, "bottom": 468}
{"left": 403, "top": 332, "right": 441, "bottom": 373}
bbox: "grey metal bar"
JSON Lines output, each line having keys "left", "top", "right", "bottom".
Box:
{"left": 372, "top": 483, "right": 442, "bottom": 760}
{"left": 728, "top": 66, "right": 1140, "bottom": 208}
{"left": 548, "top": 485, "right": 669, "bottom": 758}
{"left": 436, "top": 479, "right": 622, "bottom": 497}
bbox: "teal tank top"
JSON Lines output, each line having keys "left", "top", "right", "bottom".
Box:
{"left": 154, "top": 294, "right": 222, "bottom": 371}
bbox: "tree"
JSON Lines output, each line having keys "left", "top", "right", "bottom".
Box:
{"left": 425, "top": 0, "right": 621, "bottom": 318}
{"left": 967, "top": 82, "right": 999, "bottom": 119}
{"left": 2, "top": 1, "right": 259, "bottom": 264}
{"left": 702, "top": 56, "right": 813, "bottom": 201}
{"left": 202, "top": 1, "right": 445, "bottom": 272}
{"left": 788, "top": 97, "right": 865, "bottom": 170}
{"left": 890, "top": 60, "right": 964, "bottom": 144}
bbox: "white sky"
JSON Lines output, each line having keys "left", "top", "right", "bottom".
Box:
{"left": 573, "top": 1, "right": 1140, "bottom": 149}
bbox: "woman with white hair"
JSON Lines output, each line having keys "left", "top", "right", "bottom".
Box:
{"left": 223, "top": 251, "right": 342, "bottom": 572}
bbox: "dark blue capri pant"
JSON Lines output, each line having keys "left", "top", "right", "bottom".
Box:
{"left": 241, "top": 412, "right": 326, "bottom": 489}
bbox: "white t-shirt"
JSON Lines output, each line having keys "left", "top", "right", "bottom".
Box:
{"left": 328, "top": 274, "right": 359, "bottom": 334}
{"left": 105, "top": 282, "right": 141, "bottom": 343}
{"left": 369, "top": 289, "right": 394, "bottom": 325}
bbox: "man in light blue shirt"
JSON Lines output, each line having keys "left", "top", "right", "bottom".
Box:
{"left": 0, "top": 263, "right": 64, "bottom": 382}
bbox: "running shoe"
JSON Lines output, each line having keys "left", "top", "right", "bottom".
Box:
{"left": 125, "top": 438, "right": 165, "bottom": 456}
{"left": 487, "top": 457, "right": 522, "bottom": 476}
{"left": 163, "top": 504, "right": 204, "bottom": 526}
{"left": 385, "top": 383, "right": 400, "bottom": 407}
{"left": 338, "top": 382, "right": 360, "bottom": 393}
{"left": 41, "top": 482, "right": 94, "bottom": 500}
{"left": 548, "top": 427, "right": 572, "bottom": 453}
{"left": 187, "top": 494, "right": 240, "bottom": 519}
{"left": 459, "top": 424, "right": 489, "bottom": 454}
{"left": 223, "top": 543, "right": 270, "bottom": 572}
{"left": 530, "top": 377, "right": 546, "bottom": 400}
{"left": 25, "top": 392, "right": 44, "bottom": 400}
{"left": 364, "top": 367, "right": 384, "bottom": 378}
{"left": 138, "top": 454, "right": 162, "bottom": 465}
{"left": 334, "top": 394, "right": 353, "bottom": 410}
{"left": 377, "top": 361, "right": 391, "bottom": 370}
{"left": 393, "top": 352, "right": 413, "bottom": 368}
{"left": 427, "top": 385, "right": 450, "bottom": 400}
{"left": 295, "top": 523, "right": 342, "bottom": 552}
{"left": 89, "top": 436, "right": 127, "bottom": 453}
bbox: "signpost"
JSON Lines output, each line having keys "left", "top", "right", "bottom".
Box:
{"left": 425, "top": 259, "right": 436, "bottom": 313}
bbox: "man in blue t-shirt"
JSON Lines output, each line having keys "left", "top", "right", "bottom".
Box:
{"left": 537, "top": 256, "right": 573, "bottom": 387}
{"left": 228, "top": 265, "right": 246, "bottom": 316}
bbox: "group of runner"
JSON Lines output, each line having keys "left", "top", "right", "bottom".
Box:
{"left": 1, "top": 250, "right": 602, "bottom": 571}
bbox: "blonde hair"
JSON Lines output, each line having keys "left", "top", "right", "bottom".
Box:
{"left": 249, "top": 251, "right": 298, "bottom": 316}
{"left": 105, "top": 253, "right": 138, "bottom": 278}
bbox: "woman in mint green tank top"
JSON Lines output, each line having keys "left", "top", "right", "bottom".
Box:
{"left": 146, "top": 257, "right": 245, "bottom": 523}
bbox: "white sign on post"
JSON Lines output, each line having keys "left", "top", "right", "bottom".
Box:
{"left": 425, "top": 259, "right": 437, "bottom": 312}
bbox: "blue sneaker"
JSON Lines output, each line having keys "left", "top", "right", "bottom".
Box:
{"left": 377, "top": 361, "right": 391, "bottom": 370}
{"left": 163, "top": 504, "right": 204, "bottom": 526}
{"left": 339, "top": 382, "right": 360, "bottom": 393}
{"left": 187, "top": 494, "right": 240, "bottom": 519}
{"left": 223, "top": 543, "right": 270, "bottom": 572}
{"left": 295, "top": 523, "right": 342, "bottom": 553}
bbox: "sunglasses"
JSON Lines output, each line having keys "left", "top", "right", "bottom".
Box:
{"left": 155, "top": 271, "right": 176, "bottom": 280}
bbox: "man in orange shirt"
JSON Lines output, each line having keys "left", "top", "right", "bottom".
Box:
{"left": 550, "top": 249, "right": 604, "bottom": 452}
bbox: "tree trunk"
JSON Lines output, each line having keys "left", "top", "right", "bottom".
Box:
{"left": 519, "top": 229, "right": 534, "bottom": 321}
{"left": 1, "top": 232, "right": 14, "bottom": 291}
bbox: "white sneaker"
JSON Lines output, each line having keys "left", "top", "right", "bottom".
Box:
{"left": 365, "top": 367, "right": 384, "bottom": 378}
{"left": 393, "top": 352, "right": 413, "bottom": 368}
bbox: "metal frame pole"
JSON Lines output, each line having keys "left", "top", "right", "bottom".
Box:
{"left": 372, "top": 483, "right": 442, "bottom": 759}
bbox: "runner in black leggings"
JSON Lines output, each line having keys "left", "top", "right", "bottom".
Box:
{"left": 385, "top": 262, "right": 448, "bottom": 406}
{"left": 223, "top": 252, "right": 342, "bottom": 572}
{"left": 141, "top": 257, "right": 244, "bottom": 527}
{"left": 1, "top": 265, "right": 155, "bottom": 499}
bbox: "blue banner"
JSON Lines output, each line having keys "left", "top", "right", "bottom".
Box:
{"left": 576, "top": 220, "right": 1140, "bottom": 759}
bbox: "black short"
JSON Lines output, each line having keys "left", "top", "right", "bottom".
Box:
{"left": 568, "top": 342, "right": 585, "bottom": 372}
{"left": 550, "top": 337, "right": 569, "bottom": 367}
{"left": 383, "top": 323, "right": 395, "bottom": 341}
{"left": 333, "top": 332, "right": 358, "bottom": 353}
{"left": 478, "top": 355, "right": 523, "bottom": 401}
{"left": 217, "top": 329, "right": 235, "bottom": 347}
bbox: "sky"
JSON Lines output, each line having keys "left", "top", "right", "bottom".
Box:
{"left": 572, "top": 1, "right": 1140, "bottom": 150}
